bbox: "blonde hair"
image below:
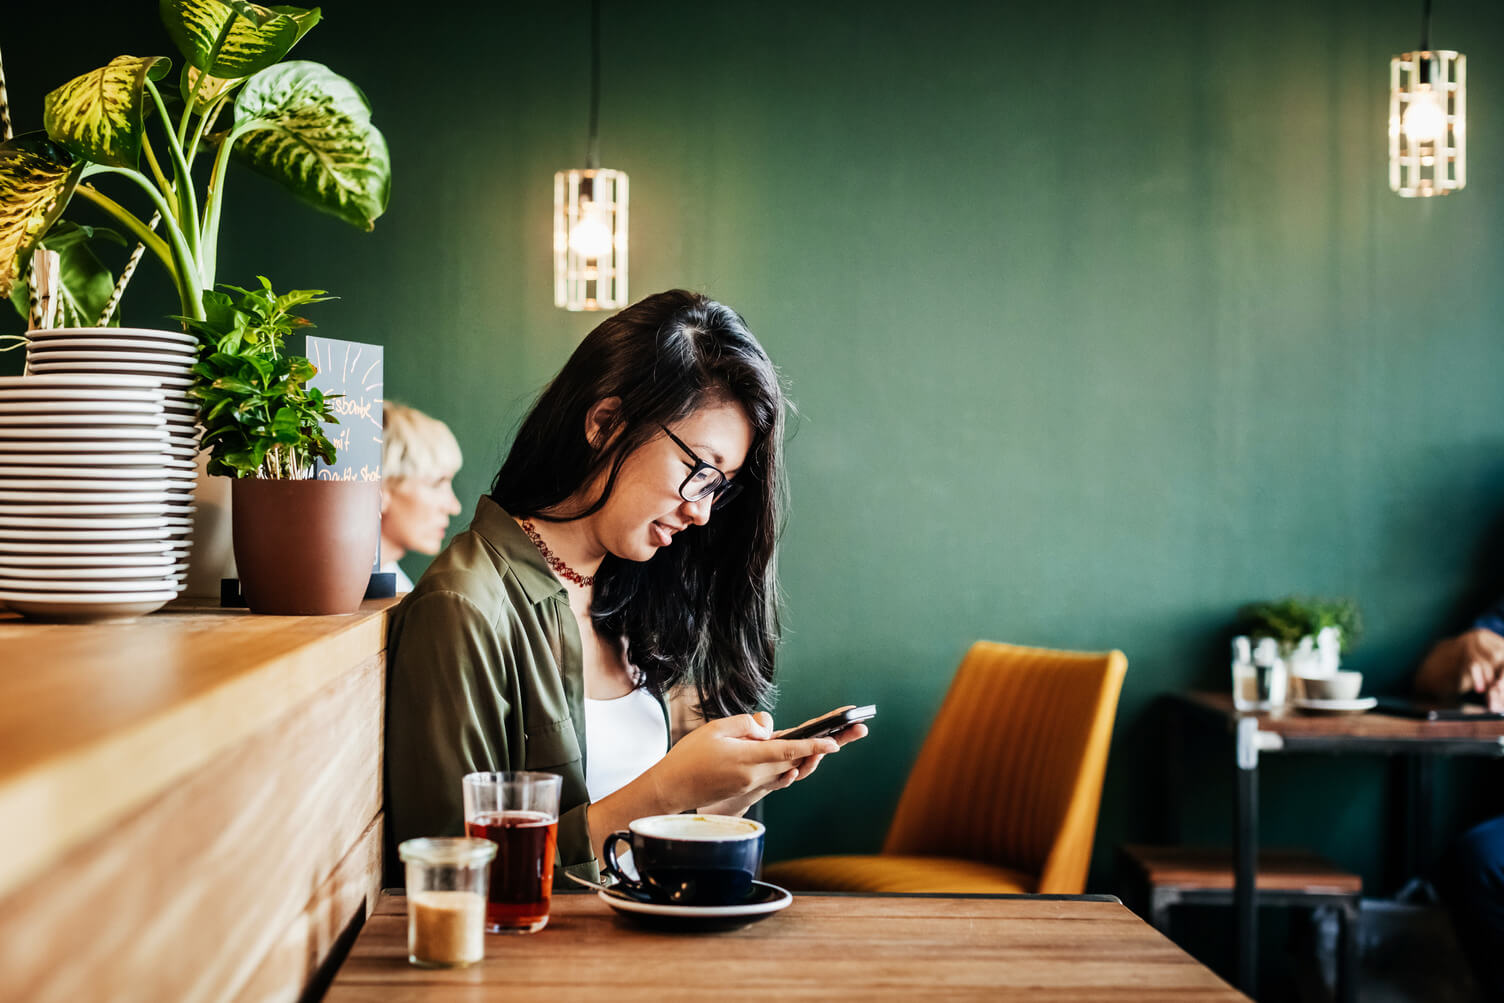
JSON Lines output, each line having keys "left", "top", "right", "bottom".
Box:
{"left": 383, "top": 402, "right": 462, "bottom": 482}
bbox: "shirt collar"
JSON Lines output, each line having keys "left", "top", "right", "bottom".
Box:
{"left": 467, "top": 496, "right": 567, "bottom": 605}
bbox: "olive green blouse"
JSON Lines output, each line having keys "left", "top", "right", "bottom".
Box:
{"left": 385, "top": 496, "right": 669, "bottom": 884}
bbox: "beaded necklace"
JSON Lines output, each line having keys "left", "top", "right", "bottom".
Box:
{"left": 519, "top": 520, "right": 595, "bottom": 588}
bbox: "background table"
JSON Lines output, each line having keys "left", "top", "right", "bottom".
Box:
{"left": 326, "top": 889, "right": 1244, "bottom": 1000}
{"left": 1173, "top": 692, "right": 1504, "bottom": 998}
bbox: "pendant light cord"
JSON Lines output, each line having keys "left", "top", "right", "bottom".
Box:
{"left": 1420, "top": 0, "right": 1432, "bottom": 51}
{"left": 586, "top": 0, "right": 601, "bottom": 169}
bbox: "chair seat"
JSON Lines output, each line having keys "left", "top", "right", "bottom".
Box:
{"left": 1121, "top": 844, "right": 1362, "bottom": 895}
{"left": 763, "top": 854, "right": 1036, "bottom": 894}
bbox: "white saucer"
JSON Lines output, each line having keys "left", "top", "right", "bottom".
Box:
{"left": 593, "top": 879, "right": 793, "bottom": 923}
{"left": 1293, "top": 697, "right": 1378, "bottom": 714}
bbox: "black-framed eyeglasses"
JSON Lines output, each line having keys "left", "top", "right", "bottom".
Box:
{"left": 661, "top": 425, "right": 744, "bottom": 510}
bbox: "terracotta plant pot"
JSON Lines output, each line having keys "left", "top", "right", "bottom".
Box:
{"left": 231, "top": 478, "right": 380, "bottom": 615}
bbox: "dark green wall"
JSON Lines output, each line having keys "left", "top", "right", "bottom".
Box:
{"left": 9, "top": 1, "right": 1504, "bottom": 890}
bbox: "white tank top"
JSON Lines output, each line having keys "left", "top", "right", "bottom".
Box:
{"left": 584, "top": 686, "right": 669, "bottom": 802}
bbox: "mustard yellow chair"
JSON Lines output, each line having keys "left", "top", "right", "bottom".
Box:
{"left": 764, "top": 641, "right": 1127, "bottom": 895}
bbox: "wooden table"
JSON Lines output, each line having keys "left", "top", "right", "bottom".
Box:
{"left": 326, "top": 889, "right": 1245, "bottom": 1000}
{"left": 0, "top": 597, "right": 399, "bottom": 1002}
{"left": 1173, "top": 692, "right": 1504, "bottom": 998}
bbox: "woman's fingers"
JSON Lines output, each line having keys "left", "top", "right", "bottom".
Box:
{"left": 759, "top": 737, "right": 839, "bottom": 763}
{"left": 830, "top": 722, "right": 868, "bottom": 746}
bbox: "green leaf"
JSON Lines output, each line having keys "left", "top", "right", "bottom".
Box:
{"left": 0, "top": 134, "right": 84, "bottom": 301}
{"left": 231, "top": 61, "right": 390, "bottom": 230}
{"left": 161, "top": 0, "right": 321, "bottom": 81}
{"left": 43, "top": 56, "right": 172, "bottom": 169}
{"left": 179, "top": 66, "right": 245, "bottom": 110}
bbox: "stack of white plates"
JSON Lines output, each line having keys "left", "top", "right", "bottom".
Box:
{"left": 0, "top": 374, "right": 193, "bottom": 621}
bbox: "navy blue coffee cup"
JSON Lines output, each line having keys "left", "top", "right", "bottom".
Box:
{"left": 601, "top": 814, "right": 765, "bottom": 906}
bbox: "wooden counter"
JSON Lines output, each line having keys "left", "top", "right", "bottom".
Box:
{"left": 0, "top": 598, "right": 400, "bottom": 1002}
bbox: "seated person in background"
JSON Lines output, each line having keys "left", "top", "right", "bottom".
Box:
{"left": 1416, "top": 597, "right": 1504, "bottom": 998}
{"left": 381, "top": 402, "right": 464, "bottom": 592}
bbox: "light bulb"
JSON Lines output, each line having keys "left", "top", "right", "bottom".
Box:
{"left": 1402, "top": 85, "right": 1446, "bottom": 144}
{"left": 568, "top": 202, "right": 613, "bottom": 259}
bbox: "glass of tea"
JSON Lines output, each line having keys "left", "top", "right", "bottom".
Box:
{"left": 461, "top": 771, "right": 563, "bottom": 934}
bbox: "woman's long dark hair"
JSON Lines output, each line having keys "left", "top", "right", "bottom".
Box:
{"left": 491, "top": 290, "right": 786, "bottom": 718}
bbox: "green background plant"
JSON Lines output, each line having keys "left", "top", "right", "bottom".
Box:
{"left": 1239, "top": 596, "right": 1365, "bottom": 652}
{"left": 181, "top": 276, "right": 338, "bottom": 479}
{"left": 0, "top": 0, "right": 388, "bottom": 329}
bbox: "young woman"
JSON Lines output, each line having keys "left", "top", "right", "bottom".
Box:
{"left": 380, "top": 402, "right": 464, "bottom": 591}
{"left": 386, "top": 290, "right": 865, "bottom": 883}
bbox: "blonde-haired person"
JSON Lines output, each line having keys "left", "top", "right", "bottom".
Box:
{"left": 382, "top": 402, "right": 463, "bottom": 591}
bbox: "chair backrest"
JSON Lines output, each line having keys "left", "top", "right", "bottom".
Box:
{"left": 881, "top": 641, "right": 1127, "bottom": 894}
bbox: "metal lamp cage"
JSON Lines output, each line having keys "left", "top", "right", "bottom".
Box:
{"left": 554, "top": 168, "right": 629, "bottom": 311}
{"left": 1389, "top": 49, "right": 1466, "bottom": 197}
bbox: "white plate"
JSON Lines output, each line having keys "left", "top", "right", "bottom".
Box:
{"left": 0, "top": 592, "right": 175, "bottom": 621}
{"left": 0, "top": 503, "right": 180, "bottom": 517}
{"left": 24, "top": 326, "right": 198, "bottom": 346}
{"left": 0, "top": 574, "right": 176, "bottom": 591}
{"left": 0, "top": 414, "right": 167, "bottom": 428}
{"left": 1292, "top": 697, "right": 1378, "bottom": 714}
{"left": 0, "top": 490, "right": 178, "bottom": 503}
{"left": 24, "top": 339, "right": 196, "bottom": 357}
{"left": 0, "top": 401, "right": 164, "bottom": 415}
{"left": 0, "top": 539, "right": 176, "bottom": 554}
{"left": 25, "top": 349, "right": 194, "bottom": 365}
{"left": 0, "top": 432, "right": 170, "bottom": 446}
{"left": 0, "top": 454, "right": 195, "bottom": 468}
{"left": 0, "top": 513, "right": 174, "bottom": 528}
{"left": 0, "top": 478, "right": 182, "bottom": 491}
{"left": 0, "top": 374, "right": 163, "bottom": 390}
{"left": 0, "top": 529, "right": 176, "bottom": 542}
{"left": 29, "top": 361, "right": 193, "bottom": 378}
{"left": 0, "top": 466, "right": 186, "bottom": 479}
{"left": 0, "top": 564, "right": 178, "bottom": 580}
{"left": 26, "top": 340, "right": 196, "bottom": 356}
{"left": 0, "top": 440, "right": 177, "bottom": 453}
{"left": 0, "top": 552, "right": 175, "bottom": 567}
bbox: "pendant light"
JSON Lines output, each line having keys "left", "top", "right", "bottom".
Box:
{"left": 1389, "top": 0, "right": 1466, "bottom": 197}
{"left": 554, "top": 0, "right": 628, "bottom": 311}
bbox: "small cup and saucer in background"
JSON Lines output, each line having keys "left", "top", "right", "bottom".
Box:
{"left": 1292, "top": 670, "right": 1377, "bottom": 714}
{"left": 587, "top": 814, "right": 793, "bottom": 930}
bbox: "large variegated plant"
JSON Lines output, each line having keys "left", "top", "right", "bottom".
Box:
{"left": 0, "top": 0, "right": 389, "bottom": 327}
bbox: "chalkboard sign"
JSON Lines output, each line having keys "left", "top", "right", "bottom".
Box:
{"left": 305, "top": 336, "right": 383, "bottom": 483}
{"left": 305, "top": 337, "right": 393, "bottom": 592}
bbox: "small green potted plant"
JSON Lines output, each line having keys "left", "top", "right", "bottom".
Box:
{"left": 181, "top": 278, "right": 379, "bottom": 614}
{"left": 1, "top": 0, "right": 388, "bottom": 331}
{"left": 1239, "top": 596, "right": 1363, "bottom": 676}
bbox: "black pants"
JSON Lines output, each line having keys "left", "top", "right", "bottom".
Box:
{"left": 1439, "top": 813, "right": 1504, "bottom": 997}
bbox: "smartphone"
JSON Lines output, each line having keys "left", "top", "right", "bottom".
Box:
{"left": 779, "top": 705, "right": 876, "bottom": 740}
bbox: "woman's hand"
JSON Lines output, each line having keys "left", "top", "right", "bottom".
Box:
{"left": 590, "top": 713, "right": 841, "bottom": 849}
{"left": 697, "top": 711, "right": 868, "bottom": 816}
{"left": 656, "top": 712, "right": 840, "bottom": 809}
{"left": 774, "top": 705, "right": 869, "bottom": 778}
